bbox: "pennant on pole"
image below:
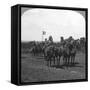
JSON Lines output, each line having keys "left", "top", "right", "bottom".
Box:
{"left": 42, "top": 31, "right": 46, "bottom": 35}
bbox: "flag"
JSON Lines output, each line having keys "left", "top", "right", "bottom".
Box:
{"left": 42, "top": 31, "right": 46, "bottom": 35}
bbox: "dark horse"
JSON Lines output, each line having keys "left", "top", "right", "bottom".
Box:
{"left": 63, "top": 41, "right": 77, "bottom": 65}
{"left": 30, "top": 43, "right": 44, "bottom": 56}
{"left": 44, "top": 45, "right": 63, "bottom": 66}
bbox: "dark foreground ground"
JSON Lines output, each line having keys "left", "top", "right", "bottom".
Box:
{"left": 21, "top": 51, "right": 86, "bottom": 83}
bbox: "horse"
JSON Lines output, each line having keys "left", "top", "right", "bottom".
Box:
{"left": 62, "top": 40, "right": 77, "bottom": 65}
{"left": 44, "top": 45, "right": 55, "bottom": 66}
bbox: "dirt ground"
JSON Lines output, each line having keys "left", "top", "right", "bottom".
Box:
{"left": 21, "top": 51, "right": 86, "bottom": 83}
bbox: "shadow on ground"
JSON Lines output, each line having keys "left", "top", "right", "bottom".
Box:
{"left": 51, "top": 62, "right": 83, "bottom": 69}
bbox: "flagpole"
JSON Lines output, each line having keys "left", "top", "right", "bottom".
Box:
{"left": 42, "top": 32, "right": 43, "bottom": 42}
{"left": 42, "top": 31, "right": 46, "bottom": 42}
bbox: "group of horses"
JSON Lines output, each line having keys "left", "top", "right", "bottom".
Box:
{"left": 44, "top": 44, "right": 76, "bottom": 67}
{"left": 30, "top": 39, "right": 79, "bottom": 67}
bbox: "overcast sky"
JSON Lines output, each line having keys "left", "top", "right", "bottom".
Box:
{"left": 21, "top": 8, "right": 85, "bottom": 42}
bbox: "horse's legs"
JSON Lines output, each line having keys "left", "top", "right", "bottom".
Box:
{"left": 72, "top": 56, "right": 74, "bottom": 64}
{"left": 63, "top": 56, "right": 65, "bottom": 65}
{"left": 56, "top": 56, "right": 60, "bottom": 66}
{"left": 73, "top": 55, "right": 75, "bottom": 64}
{"left": 56, "top": 57, "right": 58, "bottom": 65}
{"left": 65, "top": 57, "right": 67, "bottom": 65}
{"left": 58, "top": 56, "right": 61, "bottom": 65}
{"left": 67, "top": 57, "right": 70, "bottom": 65}
{"left": 50, "top": 58, "right": 52, "bottom": 67}
{"left": 53, "top": 57, "right": 55, "bottom": 65}
{"left": 47, "top": 60, "right": 49, "bottom": 66}
{"left": 46, "top": 57, "right": 49, "bottom": 66}
{"left": 56, "top": 57, "right": 58, "bottom": 66}
{"left": 71, "top": 56, "right": 72, "bottom": 64}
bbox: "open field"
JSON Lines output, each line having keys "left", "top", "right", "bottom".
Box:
{"left": 21, "top": 49, "right": 86, "bottom": 83}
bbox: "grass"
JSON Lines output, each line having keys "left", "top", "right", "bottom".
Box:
{"left": 21, "top": 50, "right": 86, "bottom": 83}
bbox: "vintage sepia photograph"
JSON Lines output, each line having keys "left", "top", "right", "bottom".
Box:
{"left": 20, "top": 6, "right": 87, "bottom": 84}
